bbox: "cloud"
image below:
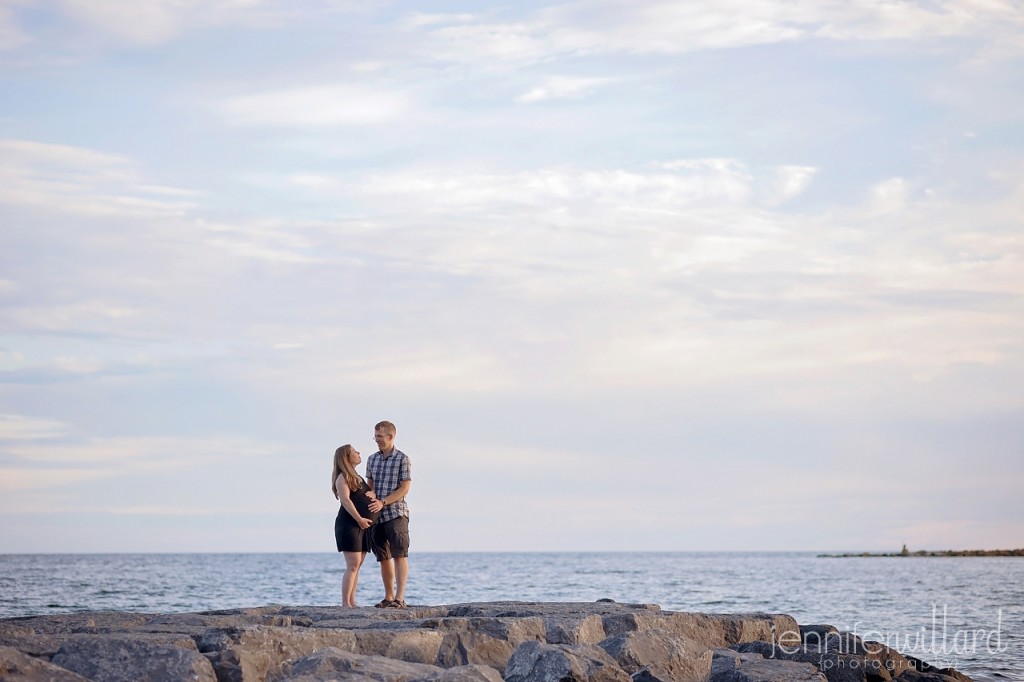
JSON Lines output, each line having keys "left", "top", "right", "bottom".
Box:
{"left": 0, "top": 138, "right": 199, "bottom": 216}
{"left": 4, "top": 140, "right": 1021, "bottom": 406}
{"left": 868, "top": 176, "right": 910, "bottom": 213}
{"left": 0, "top": 467, "right": 111, "bottom": 491}
{"left": 517, "top": 75, "right": 613, "bottom": 103}
{"left": 56, "top": 0, "right": 286, "bottom": 46}
{"left": 8, "top": 430, "right": 244, "bottom": 464}
{"left": 0, "top": 414, "right": 66, "bottom": 440}
{"left": 220, "top": 84, "right": 412, "bottom": 128}
{"left": 416, "top": 0, "right": 1024, "bottom": 66}
{"left": 768, "top": 165, "right": 819, "bottom": 205}
{"left": 354, "top": 159, "right": 756, "bottom": 213}
{"left": 0, "top": 434, "right": 275, "bottom": 493}
{"left": 811, "top": 0, "right": 1015, "bottom": 41}
{"left": 267, "top": 158, "right": 1022, "bottom": 399}
{"left": 198, "top": 218, "right": 329, "bottom": 264}
{"left": 0, "top": 0, "right": 31, "bottom": 50}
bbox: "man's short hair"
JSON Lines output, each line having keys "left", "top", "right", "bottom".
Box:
{"left": 375, "top": 420, "right": 397, "bottom": 435}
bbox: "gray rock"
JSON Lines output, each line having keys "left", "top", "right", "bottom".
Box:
{"left": 808, "top": 632, "right": 915, "bottom": 679}
{"left": 50, "top": 636, "right": 217, "bottom": 682}
{"left": 431, "top": 616, "right": 546, "bottom": 669}
{"left": 711, "top": 649, "right": 769, "bottom": 676}
{"left": 800, "top": 625, "right": 839, "bottom": 647}
{"left": 737, "top": 633, "right": 917, "bottom": 682}
{"left": 710, "top": 655, "right": 828, "bottom": 682}
{"left": 600, "top": 627, "right": 713, "bottom": 681}
{"left": 624, "top": 612, "right": 801, "bottom": 651}
{"left": 896, "top": 670, "right": 971, "bottom": 682}
{"left": 413, "top": 664, "right": 505, "bottom": 681}
{"left": 712, "top": 614, "right": 803, "bottom": 649}
{"left": 0, "top": 624, "right": 36, "bottom": 638}
{"left": 353, "top": 628, "right": 445, "bottom": 664}
{"left": 445, "top": 601, "right": 658, "bottom": 620}
{"left": 544, "top": 613, "right": 606, "bottom": 644}
{"left": 277, "top": 646, "right": 442, "bottom": 681}
{"left": 197, "top": 624, "right": 359, "bottom": 681}
{"left": 897, "top": 657, "right": 972, "bottom": 682}
{"left": 0, "top": 645, "right": 91, "bottom": 682}
{"left": 2, "top": 612, "right": 153, "bottom": 635}
{"left": 630, "top": 665, "right": 679, "bottom": 682}
{"left": 0, "top": 634, "right": 69, "bottom": 659}
{"left": 601, "top": 611, "right": 669, "bottom": 639}
{"left": 505, "top": 640, "right": 631, "bottom": 682}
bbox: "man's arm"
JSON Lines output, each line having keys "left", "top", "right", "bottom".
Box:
{"left": 379, "top": 479, "right": 411, "bottom": 506}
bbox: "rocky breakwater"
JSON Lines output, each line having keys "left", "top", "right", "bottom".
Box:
{"left": 0, "top": 601, "right": 973, "bottom": 682}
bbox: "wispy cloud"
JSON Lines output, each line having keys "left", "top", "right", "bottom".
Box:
{"left": 56, "top": 0, "right": 289, "bottom": 46}
{"left": 416, "top": 0, "right": 1024, "bottom": 66}
{"left": 0, "top": 467, "right": 111, "bottom": 491}
{"left": 0, "top": 138, "right": 199, "bottom": 216}
{"left": 516, "top": 75, "right": 614, "bottom": 103}
{"left": 0, "top": 0, "right": 31, "bottom": 50}
{"left": 353, "top": 159, "right": 758, "bottom": 212}
{"left": 768, "top": 165, "right": 818, "bottom": 205}
{"left": 220, "top": 84, "right": 412, "bottom": 127}
{"left": 0, "top": 414, "right": 67, "bottom": 440}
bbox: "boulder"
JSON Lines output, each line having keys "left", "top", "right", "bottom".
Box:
{"left": 600, "top": 627, "right": 713, "bottom": 681}
{"left": 0, "top": 633, "right": 70, "bottom": 659}
{"left": 0, "top": 645, "right": 91, "bottom": 682}
{"left": 897, "top": 656, "right": 972, "bottom": 682}
{"left": 431, "top": 616, "right": 546, "bottom": 669}
{"left": 2, "top": 612, "right": 153, "bottom": 634}
{"left": 737, "top": 630, "right": 918, "bottom": 682}
{"left": 712, "top": 648, "right": 773, "bottom": 676}
{"left": 352, "top": 627, "right": 445, "bottom": 664}
{"left": 800, "top": 625, "right": 839, "bottom": 647}
{"left": 710, "top": 655, "right": 828, "bottom": 682}
{"left": 416, "top": 664, "right": 505, "bottom": 681}
{"left": 614, "top": 612, "right": 801, "bottom": 651}
{"left": 601, "top": 610, "right": 670, "bottom": 639}
{"left": 50, "top": 636, "right": 217, "bottom": 682}
{"left": 896, "top": 671, "right": 971, "bottom": 682}
{"left": 543, "top": 613, "right": 606, "bottom": 644}
{"left": 277, "top": 646, "right": 442, "bottom": 681}
{"left": 504, "top": 640, "right": 631, "bottom": 682}
{"left": 197, "top": 625, "right": 358, "bottom": 682}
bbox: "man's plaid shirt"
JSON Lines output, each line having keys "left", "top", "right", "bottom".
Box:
{"left": 367, "top": 448, "right": 411, "bottom": 523}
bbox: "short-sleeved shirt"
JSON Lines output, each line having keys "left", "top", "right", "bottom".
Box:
{"left": 366, "top": 448, "right": 411, "bottom": 523}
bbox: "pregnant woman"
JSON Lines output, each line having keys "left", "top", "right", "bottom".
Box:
{"left": 332, "top": 444, "right": 379, "bottom": 607}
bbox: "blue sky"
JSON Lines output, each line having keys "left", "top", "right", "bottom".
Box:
{"left": 1, "top": 0, "right": 1022, "bottom": 553}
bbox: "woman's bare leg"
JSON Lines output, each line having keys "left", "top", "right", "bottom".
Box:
{"left": 342, "top": 552, "right": 364, "bottom": 607}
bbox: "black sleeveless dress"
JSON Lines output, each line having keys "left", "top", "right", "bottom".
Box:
{"left": 335, "top": 479, "right": 379, "bottom": 552}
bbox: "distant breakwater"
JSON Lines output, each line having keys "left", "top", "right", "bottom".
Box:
{"left": 0, "top": 600, "right": 976, "bottom": 681}
{"left": 819, "top": 547, "right": 1024, "bottom": 558}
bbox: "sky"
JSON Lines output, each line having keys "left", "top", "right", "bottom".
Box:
{"left": 1, "top": 0, "right": 1022, "bottom": 554}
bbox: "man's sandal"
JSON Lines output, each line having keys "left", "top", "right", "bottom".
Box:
{"left": 386, "top": 599, "right": 407, "bottom": 608}
{"left": 374, "top": 599, "right": 395, "bottom": 608}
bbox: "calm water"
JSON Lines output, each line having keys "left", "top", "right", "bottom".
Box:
{"left": 0, "top": 552, "right": 1019, "bottom": 680}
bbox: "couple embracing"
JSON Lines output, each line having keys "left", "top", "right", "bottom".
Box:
{"left": 331, "top": 420, "right": 412, "bottom": 608}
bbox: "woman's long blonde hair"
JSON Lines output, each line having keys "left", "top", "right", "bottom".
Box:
{"left": 331, "top": 444, "right": 363, "bottom": 498}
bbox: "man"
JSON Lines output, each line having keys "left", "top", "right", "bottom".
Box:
{"left": 366, "top": 420, "right": 412, "bottom": 608}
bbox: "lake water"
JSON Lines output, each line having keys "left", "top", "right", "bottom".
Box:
{"left": 1, "top": 552, "right": 1019, "bottom": 680}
